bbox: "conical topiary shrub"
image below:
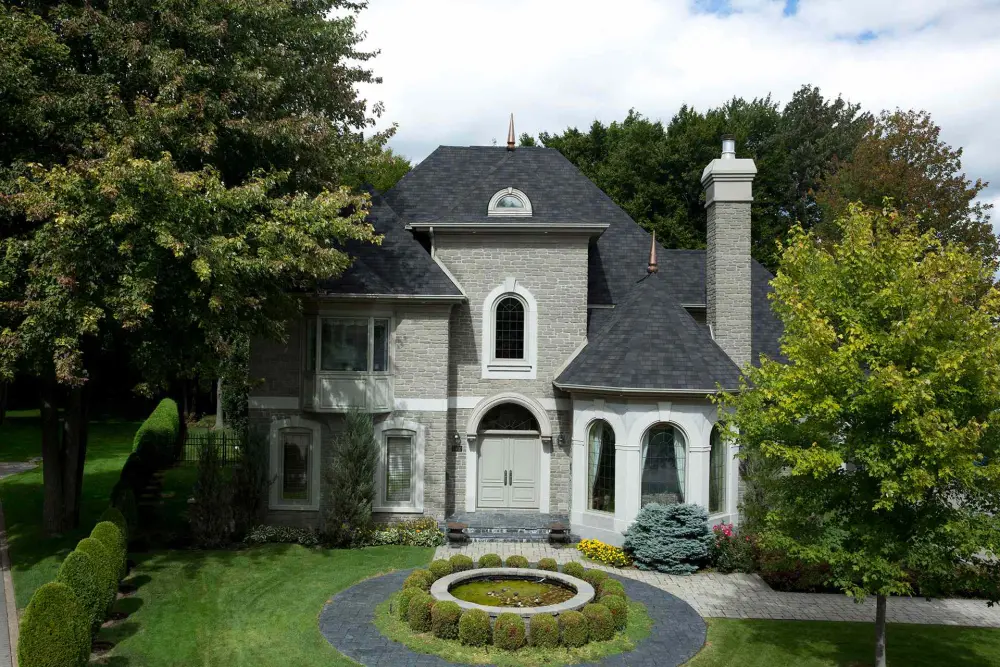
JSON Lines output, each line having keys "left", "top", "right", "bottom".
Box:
{"left": 55, "top": 550, "right": 106, "bottom": 635}
{"left": 17, "top": 582, "right": 91, "bottom": 667}
{"left": 92, "top": 520, "right": 127, "bottom": 581}
{"left": 622, "top": 503, "right": 712, "bottom": 574}
{"left": 76, "top": 537, "right": 118, "bottom": 614}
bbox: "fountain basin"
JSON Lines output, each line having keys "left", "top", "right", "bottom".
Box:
{"left": 430, "top": 567, "right": 595, "bottom": 620}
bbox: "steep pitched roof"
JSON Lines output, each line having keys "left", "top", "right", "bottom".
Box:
{"left": 315, "top": 196, "right": 463, "bottom": 298}
{"left": 556, "top": 270, "right": 741, "bottom": 392}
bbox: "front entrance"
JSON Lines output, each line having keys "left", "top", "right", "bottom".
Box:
{"left": 478, "top": 435, "right": 540, "bottom": 509}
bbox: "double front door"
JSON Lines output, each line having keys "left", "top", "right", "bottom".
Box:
{"left": 477, "top": 434, "right": 540, "bottom": 509}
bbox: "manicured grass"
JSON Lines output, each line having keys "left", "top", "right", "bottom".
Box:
{"left": 688, "top": 618, "right": 1000, "bottom": 666}
{"left": 375, "top": 593, "right": 652, "bottom": 666}
{"left": 0, "top": 410, "right": 139, "bottom": 607}
{"left": 103, "top": 544, "right": 433, "bottom": 667}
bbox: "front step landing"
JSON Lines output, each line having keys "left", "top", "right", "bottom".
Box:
{"left": 444, "top": 512, "right": 575, "bottom": 545}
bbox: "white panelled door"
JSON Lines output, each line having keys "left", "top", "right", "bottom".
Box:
{"left": 477, "top": 435, "right": 540, "bottom": 509}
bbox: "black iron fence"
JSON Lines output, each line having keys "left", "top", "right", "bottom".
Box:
{"left": 181, "top": 429, "right": 244, "bottom": 465}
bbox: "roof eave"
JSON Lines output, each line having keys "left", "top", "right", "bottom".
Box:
{"left": 407, "top": 222, "right": 609, "bottom": 236}
{"left": 310, "top": 293, "right": 467, "bottom": 303}
{"left": 552, "top": 381, "right": 736, "bottom": 398}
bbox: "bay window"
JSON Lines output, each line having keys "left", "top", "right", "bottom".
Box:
{"left": 302, "top": 315, "right": 393, "bottom": 412}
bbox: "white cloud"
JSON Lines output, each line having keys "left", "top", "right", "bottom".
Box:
{"left": 354, "top": 0, "right": 1000, "bottom": 218}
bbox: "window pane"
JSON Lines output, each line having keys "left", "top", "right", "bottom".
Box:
{"left": 709, "top": 428, "right": 725, "bottom": 513}
{"left": 373, "top": 319, "right": 389, "bottom": 372}
{"left": 281, "top": 430, "right": 311, "bottom": 502}
{"left": 321, "top": 318, "right": 368, "bottom": 371}
{"left": 588, "top": 421, "right": 615, "bottom": 513}
{"left": 306, "top": 319, "right": 316, "bottom": 371}
{"left": 496, "top": 194, "right": 524, "bottom": 209}
{"left": 641, "top": 424, "right": 685, "bottom": 506}
{"left": 494, "top": 297, "right": 525, "bottom": 359}
{"left": 385, "top": 435, "right": 412, "bottom": 503}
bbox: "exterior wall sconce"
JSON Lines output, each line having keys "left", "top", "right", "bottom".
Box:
{"left": 451, "top": 432, "right": 463, "bottom": 452}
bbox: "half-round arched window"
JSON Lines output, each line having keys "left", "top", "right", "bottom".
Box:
{"left": 709, "top": 426, "right": 726, "bottom": 514}
{"left": 588, "top": 420, "right": 615, "bottom": 513}
{"left": 488, "top": 187, "right": 532, "bottom": 217}
{"left": 494, "top": 296, "right": 525, "bottom": 359}
{"left": 641, "top": 423, "right": 686, "bottom": 507}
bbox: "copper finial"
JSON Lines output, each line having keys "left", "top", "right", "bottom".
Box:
{"left": 647, "top": 231, "right": 658, "bottom": 274}
{"left": 506, "top": 113, "right": 516, "bottom": 150}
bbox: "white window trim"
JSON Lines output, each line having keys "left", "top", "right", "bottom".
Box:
{"left": 305, "top": 315, "right": 393, "bottom": 376}
{"left": 373, "top": 417, "right": 425, "bottom": 513}
{"left": 481, "top": 278, "right": 538, "bottom": 379}
{"left": 487, "top": 187, "right": 533, "bottom": 217}
{"left": 268, "top": 416, "right": 323, "bottom": 511}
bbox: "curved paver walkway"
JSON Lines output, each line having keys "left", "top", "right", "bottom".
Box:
{"left": 435, "top": 543, "right": 1000, "bottom": 628}
{"left": 319, "top": 569, "right": 706, "bottom": 667}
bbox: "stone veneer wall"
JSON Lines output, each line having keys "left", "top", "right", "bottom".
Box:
{"left": 706, "top": 201, "right": 752, "bottom": 368}
{"left": 249, "top": 318, "right": 301, "bottom": 398}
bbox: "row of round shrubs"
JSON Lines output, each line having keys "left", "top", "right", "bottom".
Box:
{"left": 17, "top": 507, "right": 130, "bottom": 667}
{"left": 397, "top": 555, "right": 628, "bottom": 651}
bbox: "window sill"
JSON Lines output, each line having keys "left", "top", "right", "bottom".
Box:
{"left": 373, "top": 505, "right": 424, "bottom": 514}
{"left": 268, "top": 502, "right": 320, "bottom": 512}
{"left": 483, "top": 361, "right": 536, "bottom": 380}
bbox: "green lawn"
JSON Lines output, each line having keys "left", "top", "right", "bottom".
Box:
{"left": 688, "top": 618, "right": 1000, "bottom": 667}
{"left": 102, "top": 544, "right": 433, "bottom": 667}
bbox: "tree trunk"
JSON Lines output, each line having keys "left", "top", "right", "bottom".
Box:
{"left": 215, "top": 378, "right": 224, "bottom": 430}
{"left": 61, "top": 385, "right": 88, "bottom": 529}
{"left": 40, "top": 378, "right": 66, "bottom": 534}
{"left": 875, "top": 594, "right": 887, "bottom": 667}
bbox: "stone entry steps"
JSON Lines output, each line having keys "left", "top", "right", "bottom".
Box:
{"left": 443, "top": 511, "right": 575, "bottom": 545}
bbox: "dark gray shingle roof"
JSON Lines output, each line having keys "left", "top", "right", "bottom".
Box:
{"left": 556, "top": 271, "right": 741, "bottom": 392}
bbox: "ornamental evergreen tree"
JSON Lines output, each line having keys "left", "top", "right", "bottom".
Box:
{"left": 718, "top": 203, "right": 1000, "bottom": 667}
{"left": 324, "top": 409, "right": 378, "bottom": 546}
{"left": 622, "top": 503, "right": 712, "bottom": 574}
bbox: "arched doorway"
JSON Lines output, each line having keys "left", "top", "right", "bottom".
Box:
{"left": 476, "top": 402, "right": 542, "bottom": 509}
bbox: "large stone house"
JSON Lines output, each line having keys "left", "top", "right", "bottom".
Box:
{"left": 249, "top": 127, "right": 780, "bottom": 545}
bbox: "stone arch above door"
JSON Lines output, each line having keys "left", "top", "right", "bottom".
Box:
{"left": 465, "top": 392, "right": 552, "bottom": 444}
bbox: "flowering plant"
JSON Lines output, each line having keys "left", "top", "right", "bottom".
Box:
{"left": 710, "top": 523, "right": 755, "bottom": 573}
{"left": 577, "top": 538, "right": 633, "bottom": 567}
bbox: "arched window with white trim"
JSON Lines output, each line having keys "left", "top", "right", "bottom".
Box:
{"left": 709, "top": 426, "right": 726, "bottom": 514}
{"left": 494, "top": 296, "right": 525, "bottom": 359}
{"left": 481, "top": 279, "right": 537, "bottom": 379}
{"left": 487, "top": 187, "right": 532, "bottom": 217}
{"left": 588, "top": 420, "right": 615, "bottom": 513}
{"left": 641, "top": 423, "right": 686, "bottom": 506}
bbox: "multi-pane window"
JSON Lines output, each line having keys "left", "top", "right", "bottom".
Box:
{"left": 280, "top": 428, "right": 312, "bottom": 503}
{"left": 310, "top": 317, "right": 390, "bottom": 373}
{"left": 709, "top": 427, "right": 726, "bottom": 514}
{"left": 588, "top": 421, "right": 615, "bottom": 513}
{"left": 494, "top": 297, "right": 525, "bottom": 359}
{"left": 385, "top": 435, "right": 413, "bottom": 503}
{"left": 479, "top": 403, "right": 539, "bottom": 431}
{"left": 641, "top": 424, "right": 686, "bottom": 506}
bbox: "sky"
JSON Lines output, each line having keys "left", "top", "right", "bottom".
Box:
{"left": 354, "top": 0, "right": 1000, "bottom": 226}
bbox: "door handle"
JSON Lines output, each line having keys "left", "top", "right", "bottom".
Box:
{"left": 504, "top": 470, "right": 508, "bottom": 486}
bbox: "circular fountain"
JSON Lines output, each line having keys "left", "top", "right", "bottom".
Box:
{"left": 430, "top": 568, "right": 595, "bottom": 620}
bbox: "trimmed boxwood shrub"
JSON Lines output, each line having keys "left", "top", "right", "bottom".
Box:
{"left": 92, "top": 521, "right": 127, "bottom": 581}
{"left": 478, "top": 553, "right": 502, "bottom": 568}
{"left": 536, "top": 557, "right": 558, "bottom": 572}
{"left": 459, "top": 608, "right": 491, "bottom": 647}
{"left": 449, "top": 554, "right": 474, "bottom": 572}
{"left": 16, "top": 581, "right": 91, "bottom": 667}
{"left": 599, "top": 594, "right": 628, "bottom": 632}
{"left": 403, "top": 569, "right": 434, "bottom": 591}
{"left": 76, "top": 537, "right": 117, "bottom": 614}
{"left": 55, "top": 550, "right": 105, "bottom": 635}
{"left": 397, "top": 588, "right": 419, "bottom": 620}
{"left": 493, "top": 612, "right": 526, "bottom": 650}
{"left": 582, "top": 569, "right": 609, "bottom": 589}
{"left": 111, "top": 487, "right": 138, "bottom": 534}
{"left": 99, "top": 506, "right": 129, "bottom": 543}
{"left": 622, "top": 502, "right": 712, "bottom": 574}
{"left": 406, "top": 591, "right": 434, "bottom": 632}
{"left": 559, "top": 610, "right": 588, "bottom": 647}
{"left": 504, "top": 555, "right": 529, "bottom": 568}
{"left": 599, "top": 579, "right": 625, "bottom": 600}
{"left": 582, "top": 603, "right": 614, "bottom": 641}
{"left": 133, "top": 397, "right": 181, "bottom": 468}
{"left": 561, "top": 561, "right": 585, "bottom": 578}
{"left": 428, "top": 559, "right": 453, "bottom": 580}
{"left": 528, "top": 613, "right": 559, "bottom": 648}
{"left": 431, "top": 600, "right": 462, "bottom": 639}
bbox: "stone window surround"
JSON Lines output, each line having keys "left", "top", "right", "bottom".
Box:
{"left": 373, "top": 417, "right": 426, "bottom": 514}
{"left": 268, "top": 416, "right": 323, "bottom": 511}
{"left": 481, "top": 278, "right": 538, "bottom": 379}
{"left": 487, "top": 187, "right": 533, "bottom": 217}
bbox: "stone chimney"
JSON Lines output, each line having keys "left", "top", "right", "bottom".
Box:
{"left": 701, "top": 135, "right": 756, "bottom": 368}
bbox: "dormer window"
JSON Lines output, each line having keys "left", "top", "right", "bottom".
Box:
{"left": 488, "top": 187, "right": 532, "bottom": 217}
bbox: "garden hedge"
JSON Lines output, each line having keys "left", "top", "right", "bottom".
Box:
{"left": 493, "top": 612, "right": 526, "bottom": 650}
{"left": 431, "top": 600, "right": 462, "bottom": 639}
{"left": 527, "top": 613, "right": 559, "bottom": 648}
{"left": 99, "top": 506, "right": 129, "bottom": 543}
{"left": 600, "top": 594, "right": 628, "bottom": 631}
{"left": 582, "top": 568, "right": 609, "bottom": 589}
{"left": 583, "top": 603, "right": 614, "bottom": 641}
{"left": 110, "top": 486, "right": 138, "bottom": 534}
{"left": 458, "top": 608, "right": 491, "bottom": 647}
{"left": 504, "top": 554, "right": 529, "bottom": 568}
{"left": 397, "top": 588, "right": 419, "bottom": 620}
{"left": 599, "top": 579, "right": 625, "bottom": 600}
{"left": 92, "top": 520, "right": 127, "bottom": 581}
{"left": 536, "top": 557, "right": 558, "bottom": 572}
{"left": 16, "top": 582, "right": 91, "bottom": 667}
{"left": 403, "top": 569, "right": 434, "bottom": 591}
{"left": 559, "top": 610, "right": 588, "bottom": 647}
{"left": 449, "top": 554, "right": 474, "bottom": 572}
{"left": 132, "top": 397, "right": 181, "bottom": 469}
{"left": 478, "top": 553, "right": 502, "bottom": 568}
{"left": 428, "top": 559, "right": 453, "bottom": 580}
{"left": 561, "top": 561, "right": 585, "bottom": 578}
{"left": 55, "top": 550, "right": 105, "bottom": 635}
{"left": 622, "top": 502, "right": 712, "bottom": 574}
{"left": 407, "top": 591, "right": 434, "bottom": 632}
{"left": 76, "top": 537, "right": 117, "bottom": 614}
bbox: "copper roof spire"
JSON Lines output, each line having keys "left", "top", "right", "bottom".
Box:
{"left": 647, "top": 231, "right": 658, "bottom": 274}
{"left": 506, "top": 113, "right": 516, "bottom": 150}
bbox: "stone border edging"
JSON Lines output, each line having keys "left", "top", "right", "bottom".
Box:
{"left": 0, "top": 500, "right": 18, "bottom": 667}
{"left": 319, "top": 568, "right": 706, "bottom": 667}
{"left": 431, "top": 567, "right": 595, "bottom": 619}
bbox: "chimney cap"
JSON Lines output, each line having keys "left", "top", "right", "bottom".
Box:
{"left": 721, "top": 135, "right": 736, "bottom": 160}
{"left": 507, "top": 114, "right": 516, "bottom": 150}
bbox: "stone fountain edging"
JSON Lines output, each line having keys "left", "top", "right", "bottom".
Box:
{"left": 430, "top": 567, "right": 595, "bottom": 619}
{"left": 319, "top": 568, "right": 707, "bottom": 667}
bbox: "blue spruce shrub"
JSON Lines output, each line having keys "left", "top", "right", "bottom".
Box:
{"left": 622, "top": 503, "right": 712, "bottom": 574}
